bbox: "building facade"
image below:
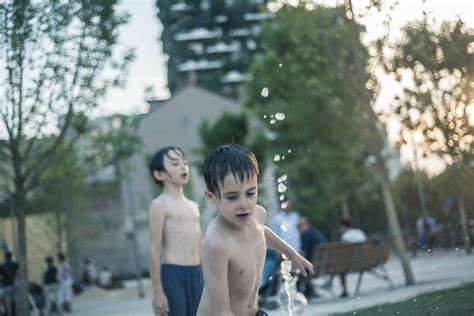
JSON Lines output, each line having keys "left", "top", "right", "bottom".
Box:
{"left": 158, "top": 0, "right": 272, "bottom": 98}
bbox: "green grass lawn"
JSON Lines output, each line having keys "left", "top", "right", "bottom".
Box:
{"left": 335, "top": 282, "right": 474, "bottom": 316}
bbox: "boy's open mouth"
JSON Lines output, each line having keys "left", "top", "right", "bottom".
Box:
{"left": 236, "top": 213, "right": 250, "bottom": 219}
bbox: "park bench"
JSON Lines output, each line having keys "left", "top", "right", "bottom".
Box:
{"left": 311, "top": 239, "right": 394, "bottom": 296}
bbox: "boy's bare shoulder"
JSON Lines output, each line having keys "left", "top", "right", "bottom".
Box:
{"left": 149, "top": 196, "right": 170, "bottom": 217}
{"left": 202, "top": 221, "right": 229, "bottom": 255}
{"left": 254, "top": 204, "right": 267, "bottom": 225}
{"left": 186, "top": 198, "right": 200, "bottom": 209}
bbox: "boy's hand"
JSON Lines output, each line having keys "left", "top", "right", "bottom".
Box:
{"left": 153, "top": 292, "right": 169, "bottom": 316}
{"left": 290, "top": 253, "right": 315, "bottom": 278}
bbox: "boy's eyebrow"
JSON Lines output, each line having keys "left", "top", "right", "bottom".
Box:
{"left": 222, "top": 187, "right": 257, "bottom": 195}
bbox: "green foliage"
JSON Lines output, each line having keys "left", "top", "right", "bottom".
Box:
{"left": 0, "top": 2, "right": 133, "bottom": 310}
{"left": 244, "top": 5, "right": 382, "bottom": 232}
{"left": 0, "top": 0, "right": 134, "bottom": 198}
{"left": 196, "top": 111, "right": 268, "bottom": 173}
{"left": 388, "top": 18, "right": 473, "bottom": 166}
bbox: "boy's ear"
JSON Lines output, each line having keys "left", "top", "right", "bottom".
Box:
{"left": 204, "top": 190, "right": 217, "bottom": 205}
{"left": 153, "top": 170, "right": 167, "bottom": 182}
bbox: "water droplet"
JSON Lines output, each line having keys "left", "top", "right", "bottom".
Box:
{"left": 278, "top": 183, "right": 287, "bottom": 193}
{"left": 261, "top": 87, "right": 269, "bottom": 98}
{"left": 279, "top": 194, "right": 285, "bottom": 201}
{"left": 278, "top": 63, "right": 283, "bottom": 67}
{"left": 275, "top": 112, "right": 286, "bottom": 121}
{"left": 287, "top": 149, "right": 292, "bottom": 153}
{"left": 280, "top": 220, "right": 291, "bottom": 232}
{"left": 263, "top": 114, "right": 267, "bottom": 119}
{"left": 274, "top": 154, "right": 281, "bottom": 161}
{"left": 270, "top": 119, "right": 276, "bottom": 124}
{"left": 277, "top": 174, "right": 287, "bottom": 183}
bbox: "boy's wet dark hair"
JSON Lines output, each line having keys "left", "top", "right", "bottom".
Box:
{"left": 148, "top": 146, "right": 186, "bottom": 187}
{"left": 5, "top": 251, "right": 12, "bottom": 260}
{"left": 339, "top": 217, "right": 353, "bottom": 228}
{"left": 203, "top": 144, "right": 259, "bottom": 199}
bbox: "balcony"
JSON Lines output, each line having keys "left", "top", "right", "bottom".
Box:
{"left": 175, "top": 28, "right": 222, "bottom": 41}
{"left": 221, "top": 71, "right": 251, "bottom": 83}
{"left": 206, "top": 41, "right": 241, "bottom": 54}
{"left": 178, "top": 59, "right": 224, "bottom": 72}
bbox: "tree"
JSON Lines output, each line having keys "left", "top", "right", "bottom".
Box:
{"left": 246, "top": 5, "right": 382, "bottom": 235}
{"left": 386, "top": 17, "right": 473, "bottom": 253}
{"left": 0, "top": 1, "right": 133, "bottom": 314}
{"left": 196, "top": 111, "right": 267, "bottom": 183}
{"left": 245, "top": 3, "right": 415, "bottom": 285}
{"left": 27, "top": 141, "right": 89, "bottom": 253}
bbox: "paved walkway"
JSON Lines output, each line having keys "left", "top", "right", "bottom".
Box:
{"left": 70, "top": 249, "right": 473, "bottom": 316}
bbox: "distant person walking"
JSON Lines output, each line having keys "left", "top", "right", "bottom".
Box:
{"left": 82, "top": 257, "right": 98, "bottom": 287}
{"left": 57, "top": 253, "right": 74, "bottom": 312}
{"left": 0, "top": 251, "right": 19, "bottom": 316}
{"left": 43, "top": 256, "right": 59, "bottom": 314}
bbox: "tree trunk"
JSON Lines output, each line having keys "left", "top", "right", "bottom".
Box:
{"left": 14, "top": 193, "right": 31, "bottom": 316}
{"left": 458, "top": 193, "right": 472, "bottom": 255}
{"left": 341, "top": 199, "right": 350, "bottom": 218}
{"left": 411, "top": 137, "right": 429, "bottom": 219}
{"left": 376, "top": 157, "right": 415, "bottom": 285}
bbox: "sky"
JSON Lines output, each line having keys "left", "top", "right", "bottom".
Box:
{"left": 99, "top": 0, "right": 473, "bottom": 174}
{"left": 96, "top": 0, "right": 169, "bottom": 117}
{"left": 100, "top": 0, "right": 472, "bottom": 117}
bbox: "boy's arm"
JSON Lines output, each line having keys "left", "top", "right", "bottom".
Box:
{"left": 202, "top": 237, "right": 233, "bottom": 316}
{"left": 149, "top": 200, "right": 169, "bottom": 315}
{"left": 264, "top": 226, "right": 315, "bottom": 277}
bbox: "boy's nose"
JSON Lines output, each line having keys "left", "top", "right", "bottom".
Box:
{"left": 238, "top": 197, "right": 249, "bottom": 209}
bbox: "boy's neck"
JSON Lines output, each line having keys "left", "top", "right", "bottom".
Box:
{"left": 162, "top": 183, "right": 185, "bottom": 199}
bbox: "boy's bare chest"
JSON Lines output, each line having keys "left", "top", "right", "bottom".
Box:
{"left": 228, "top": 229, "right": 266, "bottom": 289}
{"left": 167, "top": 202, "right": 199, "bottom": 222}
{"left": 164, "top": 203, "right": 200, "bottom": 237}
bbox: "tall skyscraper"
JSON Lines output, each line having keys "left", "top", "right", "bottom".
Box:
{"left": 157, "top": 0, "right": 273, "bottom": 99}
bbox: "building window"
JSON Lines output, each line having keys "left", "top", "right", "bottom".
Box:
{"left": 201, "top": 0, "right": 210, "bottom": 10}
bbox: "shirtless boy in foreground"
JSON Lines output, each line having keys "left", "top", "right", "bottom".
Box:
{"left": 148, "top": 146, "right": 203, "bottom": 316}
{"left": 197, "top": 144, "right": 314, "bottom": 316}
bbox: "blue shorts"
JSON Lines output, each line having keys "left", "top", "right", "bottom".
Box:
{"left": 161, "top": 264, "right": 204, "bottom": 316}
{"left": 1, "top": 285, "right": 18, "bottom": 305}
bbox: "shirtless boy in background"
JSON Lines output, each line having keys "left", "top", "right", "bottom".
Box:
{"left": 197, "top": 144, "right": 314, "bottom": 316}
{"left": 148, "top": 146, "right": 203, "bottom": 316}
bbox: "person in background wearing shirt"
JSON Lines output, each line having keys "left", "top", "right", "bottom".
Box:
{"left": 338, "top": 217, "right": 367, "bottom": 297}
{"left": 272, "top": 201, "right": 301, "bottom": 253}
{"left": 297, "top": 217, "right": 327, "bottom": 299}
{"left": 0, "top": 251, "right": 19, "bottom": 316}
